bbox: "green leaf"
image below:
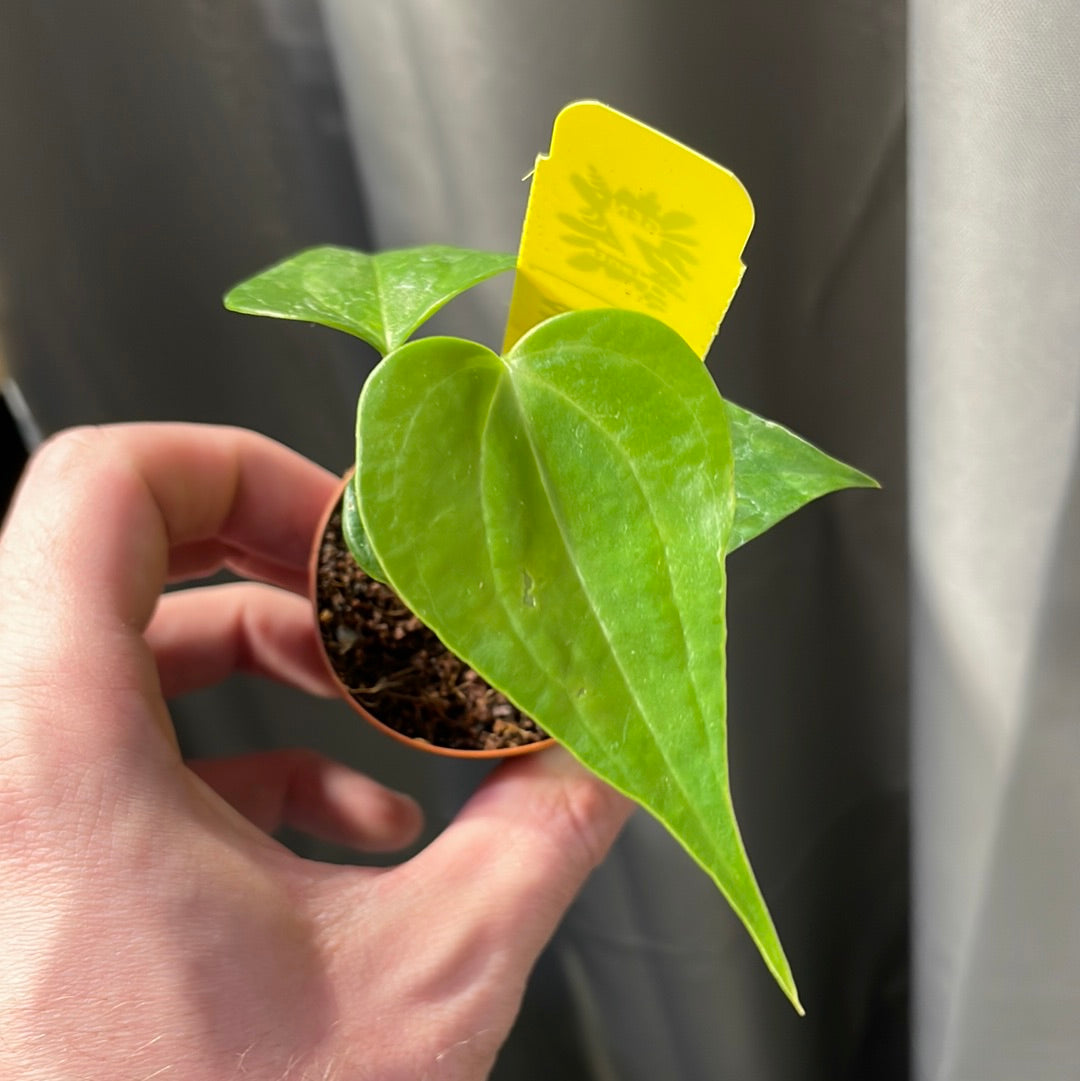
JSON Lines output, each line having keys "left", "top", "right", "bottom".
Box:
{"left": 224, "top": 244, "right": 515, "bottom": 355}
{"left": 726, "top": 401, "right": 879, "bottom": 552}
{"left": 355, "top": 309, "right": 801, "bottom": 1011}
{"left": 342, "top": 475, "right": 387, "bottom": 584}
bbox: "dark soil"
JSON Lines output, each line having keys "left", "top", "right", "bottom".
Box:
{"left": 315, "top": 507, "right": 549, "bottom": 752}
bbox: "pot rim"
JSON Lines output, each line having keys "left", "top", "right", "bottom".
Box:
{"left": 308, "top": 471, "right": 555, "bottom": 759}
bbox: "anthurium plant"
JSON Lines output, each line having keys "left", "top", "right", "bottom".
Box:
{"left": 225, "top": 243, "right": 876, "bottom": 1011}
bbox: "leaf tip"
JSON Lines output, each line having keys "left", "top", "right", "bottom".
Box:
{"left": 763, "top": 950, "right": 803, "bottom": 1014}
{"left": 762, "top": 940, "right": 804, "bottom": 1015}
{"left": 778, "top": 967, "right": 805, "bottom": 1015}
{"left": 848, "top": 466, "right": 881, "bottom": 492}
{"left": 221, "top": 285, "right": 245, "bottom": 313}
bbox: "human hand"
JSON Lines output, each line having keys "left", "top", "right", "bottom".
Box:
{"left": 0, "top": 425, "right": 632, "bottom": 1081}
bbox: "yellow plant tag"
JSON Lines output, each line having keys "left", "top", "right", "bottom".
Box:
{"left": 504, "top": 101, "right": 754, "bottom": 359}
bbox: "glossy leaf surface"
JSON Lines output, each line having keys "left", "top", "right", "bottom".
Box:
{"left": 224, "top": 245, "right": 515, "bottom": 355}
{"left": 355, "top": 309, "right": 800, "bottom": 1009}
{"left": 341, "top": 476, "right": 386, "bottom": 584}
{"left": 726, "top": 402, "right": 879, "bottom": 551}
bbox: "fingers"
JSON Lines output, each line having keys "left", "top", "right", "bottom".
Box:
{"left": 166, "top": 539, "right": 311, "bottom": 596}
{"left": 147, "top": 582, "right": 335, "bottom": 699}
{"left": 401, "top": 748, "right": 633, "bottom": 959}
{"left": 188, "top": 749, "right": 424, "bottom": 852}
{"left": 1, "top": 424, "right": 337, "bottom": 641}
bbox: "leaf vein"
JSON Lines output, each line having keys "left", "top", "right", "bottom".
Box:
{"left": 515, "top": 364, "right": 729, "bottom": 783}
{"left": 504, "top": 372, "right": 718, "bottom": 839}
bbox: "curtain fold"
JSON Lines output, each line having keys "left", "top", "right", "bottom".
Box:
{"left": 910, "top": 3, "right": 1080, "bottom": 1078}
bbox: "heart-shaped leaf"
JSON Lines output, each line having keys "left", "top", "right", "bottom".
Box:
{"left": 355, "top": 308, "right": 801, "bottom": 1010}
{"left": 726, "top": 401, "right": 880, "bottom": 551}
{"left": 224, "top": 245, "right": 515, "bottom": 355}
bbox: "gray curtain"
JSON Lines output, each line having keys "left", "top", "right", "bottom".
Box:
{"left": 910, "top": 4, "right": 1080, "bottom": 1080}
{"left": 0, "top": 2, "right": 1074, "bottom": 1079}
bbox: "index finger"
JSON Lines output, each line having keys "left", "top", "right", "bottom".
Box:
{"left": 0, "top": 423, "right": 338, "bottom": 637}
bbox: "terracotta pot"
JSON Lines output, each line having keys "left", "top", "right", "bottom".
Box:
{"left": 309, "top": 472, "right": 554, "bottom": 759}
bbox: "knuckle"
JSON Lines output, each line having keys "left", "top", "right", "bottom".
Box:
{"left": 29, "top": 425, "right": 108, "bottom": 475}
{"left": 12, "top": 426, "right": 118, "bottom": 514}
{"left": 546, "top": 776, "right": 620, "bottom": 870}
{"left": 504, "top": 768, "right": 625, "bottom": 878}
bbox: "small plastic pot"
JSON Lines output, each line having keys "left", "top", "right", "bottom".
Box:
{"left": 309, "top": 472, "right": 554, "bottom": 759}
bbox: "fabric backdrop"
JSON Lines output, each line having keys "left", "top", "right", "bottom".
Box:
{"left": 0, "top": 2, "right": 1075, "bottom": 1078}
{"left": 910, "top": 3, "right": 1080, "bottom": 1079}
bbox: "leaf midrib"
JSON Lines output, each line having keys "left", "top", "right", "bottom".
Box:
{"left": 369, "top": 256, "right": 391, "bottom": 354}
{"left": 500, "top": 365, "right": 721, "bottom": 842}
{"left": 513, "top": 361, "right": 730, "bottom": 784}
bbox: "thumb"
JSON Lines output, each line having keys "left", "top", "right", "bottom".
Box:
{"left": 406, "top": 747, "right": 633, "bottom": 960}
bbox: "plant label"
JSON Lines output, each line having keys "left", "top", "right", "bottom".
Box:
{"left": 504, "top": 100, "right": 754, "bottom": 359}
